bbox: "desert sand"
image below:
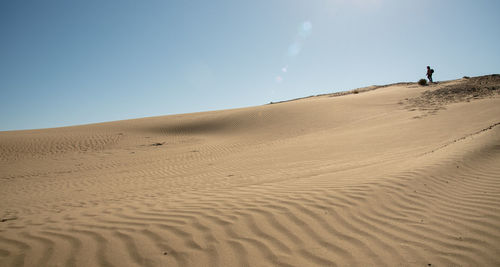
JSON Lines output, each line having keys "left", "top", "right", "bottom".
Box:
{"left": 1, "top": 75, "right": 499, "bottom": 266}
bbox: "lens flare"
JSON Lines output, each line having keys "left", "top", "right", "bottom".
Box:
{"left": 298, "top": 21, "right": 312, "bottom": 38}
{"left": 274, "top": 21, "right": 312, "bottom": 85}
{"left": 303, "top": 21, "right": 312, "bottom": 31}
{"left": 289, "top": 21, "right": 312, "bottom": 56}
{"left": 288, "top": 42, "right": 301, "bottom": 56}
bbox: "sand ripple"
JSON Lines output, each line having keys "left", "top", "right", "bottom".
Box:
{"left": 1, "top": 77, "right": 500, "bottom": 266}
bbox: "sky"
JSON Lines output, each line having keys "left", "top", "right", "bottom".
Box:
{"left": 1, "top": 0, "right": 499, "bottom": 131}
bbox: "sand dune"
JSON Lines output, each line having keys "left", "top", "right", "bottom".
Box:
{"left": 1, "top": 75, "right": 499, "bottom": 266}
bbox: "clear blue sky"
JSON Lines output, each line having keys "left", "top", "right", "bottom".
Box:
{"left": 1, "top": 0, "right": 499, "bottom": 131}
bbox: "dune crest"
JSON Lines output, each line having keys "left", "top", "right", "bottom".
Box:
{"left": 1, "top": 75, "right": 500, "bottom": 266}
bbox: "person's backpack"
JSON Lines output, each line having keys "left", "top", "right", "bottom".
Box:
{"left": 430, "top": 69, "right": 434, "bottom": 74}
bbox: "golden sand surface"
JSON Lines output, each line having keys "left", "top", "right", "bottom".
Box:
{"left": 1, "top": 75, "right": 499, "bottom": 266}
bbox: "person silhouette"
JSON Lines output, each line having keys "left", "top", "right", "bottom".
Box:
{"left": 426, "top": 66, "right": 434, "bottom": 83}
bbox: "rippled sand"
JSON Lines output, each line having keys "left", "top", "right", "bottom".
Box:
{"left": 1, "top": 75, "right": 499, "bottom": 266}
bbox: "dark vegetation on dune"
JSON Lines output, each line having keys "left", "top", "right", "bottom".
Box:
{"left": 418, "top": 79, "right": 428, "bottom": 86}
{"left": 404, "top": 74, "right": 500, "bottom": 117}
{"left": 419, "top": 74, "right": 499, "bottom": 104}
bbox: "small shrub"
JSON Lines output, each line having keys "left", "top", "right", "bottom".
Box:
{"left": 353, "top": 89, "right": 359, "bottom": 94}
{"left": 463, "top": 76, "right": 470, "bottom": 79}
{"left": 418, "top": 79, "right": 428, "bottom": 86}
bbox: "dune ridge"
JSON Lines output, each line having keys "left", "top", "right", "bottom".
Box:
{"left": 1, "top": 75, "right": 500, "bottom": 266}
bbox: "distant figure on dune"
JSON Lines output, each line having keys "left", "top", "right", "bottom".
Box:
{"left": 427, "top": 66, "right": 434, "bottom": 83}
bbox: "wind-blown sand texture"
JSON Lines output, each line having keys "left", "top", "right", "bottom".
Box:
{"left": 1, "top": 75, "right": 500, "bottom": 266}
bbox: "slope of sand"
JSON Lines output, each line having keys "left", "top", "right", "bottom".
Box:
{"left": 1, "top": 75, "right": 499, "bottom": 266}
